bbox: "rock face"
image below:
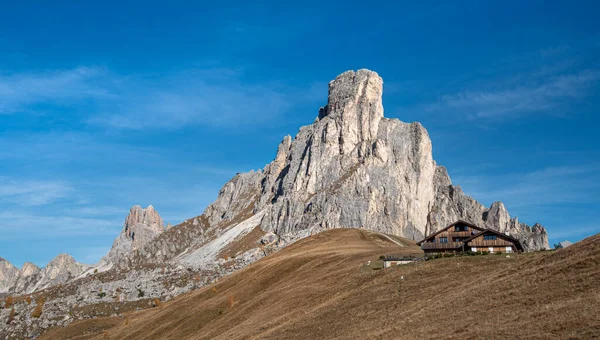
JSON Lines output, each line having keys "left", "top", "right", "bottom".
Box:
{"left": 33, "top": 254, "right": 89, "bottom": 291}
{"left": 0, "top": 258, "right": 19, "bottom": 294}
{"left": 198, "top": 69, "right": 549, "bottom": 251}
{"left": 103, "top": 205, "right": 165, "bottom": 266}
{"left": 11, "top": 262, "right": 41, "bottom": 294}
{"left": 555, "top": 240, "right": 573, "bottom": 249}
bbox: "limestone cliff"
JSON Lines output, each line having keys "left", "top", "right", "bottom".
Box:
{"left": 102, "top": 205, "right": 165, "bottom": 266}
{"left": 198, "top": 69, "right": 549, "bottom": 251}
{"left": 0, "top": 258, "right": 19, "bottom": 294}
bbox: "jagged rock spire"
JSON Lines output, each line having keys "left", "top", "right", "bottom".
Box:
{"left": 102, "top": 205, "right": 165, "bottom": 266}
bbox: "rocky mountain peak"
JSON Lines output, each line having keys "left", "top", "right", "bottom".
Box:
{"left": 200, "top": 68, "right": 549, "bottom": 252}
{"left": 0, "top": 258, "right": 19, "bottom": 293}
{"left": 20, "top": 262, "right": 40, "bottom": 277}
{"left": 318, "top": 69, "right": 384, "bottom": 155}
{"left": 125, "top": 205, "right": 164, "bottom": 237}
{"left": 101, "top": 205, "right": 166, "bottom": 266}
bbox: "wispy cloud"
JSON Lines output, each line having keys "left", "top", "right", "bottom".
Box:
{"left": 0, "top": 66, "right": 115, "bottom": 114}
{"left": 0, "top": 211, "right": 120, "bottom": 238}
{"left": 426, "top": 69, "right": 600, "bottom": 119}
{"left": 452, "top": 165, "right": 600, "bottom": 209}
{"left": 0, "top": 66, "right": 308, "bottom": 129}
{"left": 0, "top": 177, "right": 73, "bottom": 206}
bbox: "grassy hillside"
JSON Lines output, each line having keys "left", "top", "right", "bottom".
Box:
{"left": 41, "top": 229, "right": 600, "bottom": 340}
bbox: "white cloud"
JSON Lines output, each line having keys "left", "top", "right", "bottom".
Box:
{"left": 426, "top": 69, "right": 600, "bottom": 119}
{"left": 452, "top": 165, "right": 600, "bottom": 209}
{"left": 0, "top": 65, "right": 303, "bottom": 129}
{"left": 0, "top": 211, "right": 120, "bottom": 237}
{"left": 0, "top": 66, "right": 115, "bottom": 114}
{"left": 0, "top": 178, "right": 73, "bottom": 206}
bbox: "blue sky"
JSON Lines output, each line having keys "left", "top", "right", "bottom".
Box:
{"left": 1, "top": 1, "right": 599, "bottom": 268}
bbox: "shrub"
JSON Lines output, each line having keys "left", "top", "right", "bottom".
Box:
{"left": 94, "top": 268, "right": 98, "bottom": 274}
{"left": 194, "top": 275, "right": 201, "bottom": 283}
{"left": 98, "top": 292, "right": 107, "bottom": 299}
{"left": 31, "top": 297, "right": 46, "bottom": 318}
{"left": 7, "top": 307, "right": 15, "bottom": 324}
{"left": 379, "top": 255, "right": 386, "bottom": 260}
{"left": 496, "top": 251, "right": 503, "bottom": 255}
{"left": 137, "top": 288, "right": 145, "bottom": 298}
{"left": 212, "top": 287, "right": 218, "bottom": 294}
{"left": 25, "top": 296, "right": 32, "bottom": 305}
{"left": 4, "top": 296, "right": 13, "bottom": 309}
{"left": 227, "top": 295, "right": 235, "bottom": 308}
{"left": 154, "top": 298, "right": 162, "bottom": 309}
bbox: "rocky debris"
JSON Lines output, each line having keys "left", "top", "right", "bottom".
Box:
{"left": 0, "top": 258, "right": 19, "bottom": 294}
{"left": 555, "top": 240, "right": 573, "bottom": 249}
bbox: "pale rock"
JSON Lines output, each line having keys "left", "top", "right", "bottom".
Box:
{"left": 102, "top": 205, "right": 165, "bottom": 266}
{"left": 197, "top": 69, "right": 549, "bottom": 251}
{"left": 0, "top": 258, "right": 18, "bottom": 293}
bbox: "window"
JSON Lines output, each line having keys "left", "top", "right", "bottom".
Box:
{"left": 454, "top": 225, "right": 468, "bottom": 232}
{"left": 439, "top": 237, "right": 448, "bottom": 243}
{"left": 453, "top": 237, "right": 467, "bottom": 242}
{"left": 484, "top": 235, "right": 497, "bottom": 241}
{"left": 505, "top": 246, "right": 513, "bottom": 253}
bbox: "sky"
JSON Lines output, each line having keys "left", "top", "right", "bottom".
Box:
{"left": 1, "top": 1, "right": 599, "bottom": 268}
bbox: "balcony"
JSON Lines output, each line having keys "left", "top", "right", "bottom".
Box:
{"left": 421, "top": 242, "right": 463, "bottom": 250}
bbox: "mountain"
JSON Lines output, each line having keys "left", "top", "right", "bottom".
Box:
{"left": 0, "top": 69, "right": 552, "bottom": 338}
{"left": 0, "top": 258, "right": 19, "bottom": 294}
{"left": 127, "top": 69, "right": 548, "bottom": 272}
{"left": 101, "top": 205, "right": 166, "bottom": 268}
{"left": 41, "top": 229, "right": 600, "bottom": 340}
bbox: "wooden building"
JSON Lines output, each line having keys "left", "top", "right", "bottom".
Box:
{"left": 417, "top": 220, "right": 523, "bottom": 254}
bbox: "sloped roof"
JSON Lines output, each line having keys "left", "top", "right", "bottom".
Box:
{"left": 463, "top": 228, "right": 524, "bottom": 251}
{"left": 416, "top": 220, "right": 485, "bottom": 245}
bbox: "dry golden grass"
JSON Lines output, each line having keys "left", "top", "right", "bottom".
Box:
{"left": 40, "top": 229, "right": 600, "bottom": 340}
{"left": 3, "top": 296, "right": 13, "bottom": 309}
{"left": 31, "top": 296, "right": 46, "bottom": 318}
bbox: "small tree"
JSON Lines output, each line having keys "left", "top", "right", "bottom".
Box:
{"left": 4, "top": 296, "right": 13, "bottom": 309}
{"left": 25, "top": 296, "right": 32, "bottom": 305}
{"left": 137, "top": 288, "right": 145, "bottom": 298}
{"left": 7, "top": 307, "right": 15, "bottom": 324}
{"left": 31, "top": 297, "right": 46, "bottom": 318}
{"left": 153, "top": 298, "right": 162, "bottom": 309}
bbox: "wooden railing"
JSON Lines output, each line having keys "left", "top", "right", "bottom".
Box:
{"left": 421, "top": 242, "right": 463, "bottom": 250}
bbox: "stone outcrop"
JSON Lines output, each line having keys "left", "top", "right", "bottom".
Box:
{"left": 197, "top": 69, "right": 549, "bottom": 251}
{"left": 33, "top": 254, "right": 89, "bottom": 291}
{"left": 102, "top": 205, "right": 165, "bottom": 266}
{"left": 11, "top": 262, "right": 41, "bottom": 294}
{"left": 0, "top": 258, "right": 19, "bottom": 294}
